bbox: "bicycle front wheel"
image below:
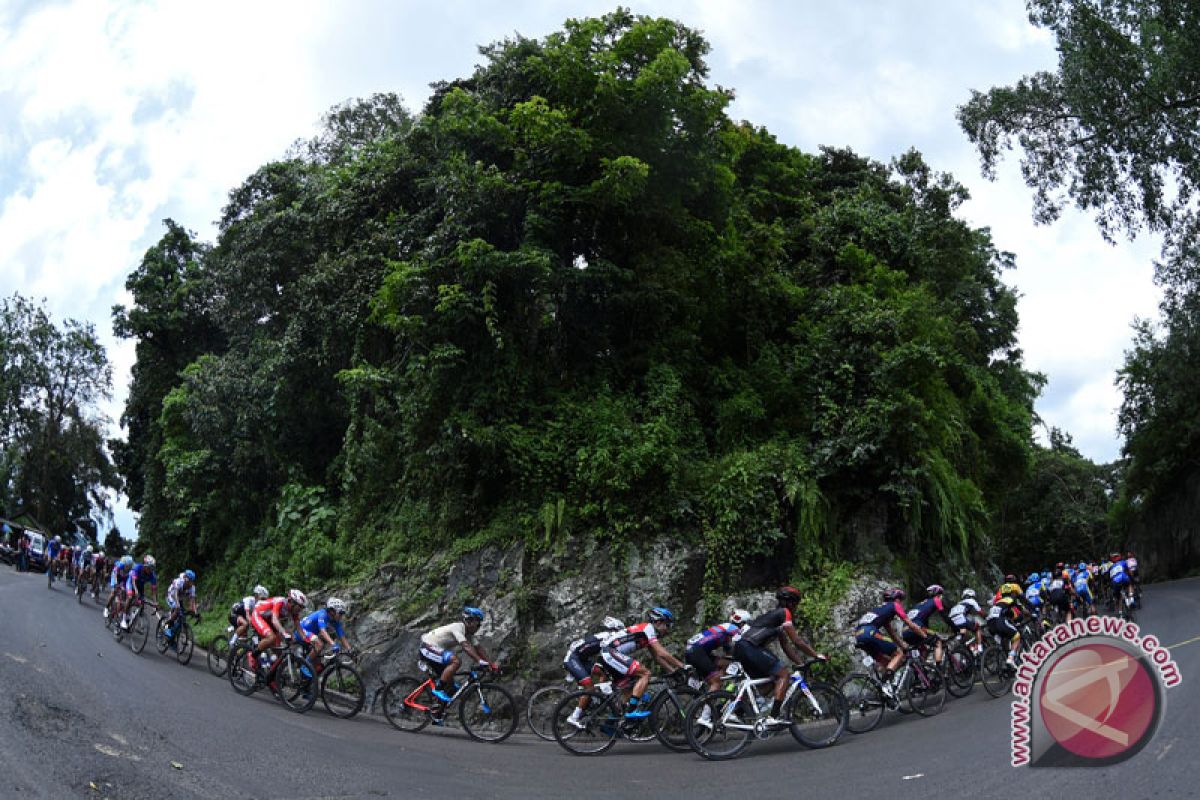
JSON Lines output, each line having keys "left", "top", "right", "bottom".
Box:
{"left": 154, "top": 618, "right": 170, "bottom": 654}
{"left": 130, "top": 610, "right": 150, "bottom": 654}
{"left": 683, "top": 690, "right": 751, "bottom": 761}
{"left": 839, "top": 673, "right": 884, "bottom": 734}
{"left": 320, "top": 662, "right": 365, "bottom": 719}
{"left": 907, "top": 660, "right": 946, "bottom": 717}
{"left": 228, "top": 646, "right": 259, "bottom": 696}
{"left": 785, "top": 680, "right": 847, "bottom": 748}
{"left": 381, "top": 676, "right": 433, "bottom": 733}
{"left": 550, "top": 689, "right": 621, "bottom": 756}
{"left": 176, "top": 623, "right": 194, "bottom": 665}
{"left": 208, "top": 636, "right": 231, "bottom": 677}
{"left": 651, "top": 687, "right": 699, "bottom": 752}
{"left": 459, "top": 683, "right": 518, "bottom": 743}
{"left": 275, "top": 653, "right": 317, "bottom": 713}
{"left": 526, "top": 684, "right": 572, "bottom": 741}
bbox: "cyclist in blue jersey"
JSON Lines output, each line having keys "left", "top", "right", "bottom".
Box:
{"left": 1025, "top": 573, "right": 1043, "bottom": 619}
{"left": 120, "top": 555, "right": 158, "bottom": 630}
{"left": 105, "top": 555, "right": 134, "bottom": 620}
{"left": 685, "top": 608, "right": 752, "bottom": 692}
{"left": 1108, "top": 553, "right": 1134, "bottom": 607}
{"left": 45, "top": 536, "right": 62, "bottom": 585}
{"left": 296, "top": 597, "right": 353, "bottom": 667}
{"left": 1072, "top": 563, "right": 1095, "bottom": 618}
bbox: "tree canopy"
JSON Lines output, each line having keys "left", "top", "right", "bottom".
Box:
{"left": 116, "top": 11, "right": 1043, "bottom": 596}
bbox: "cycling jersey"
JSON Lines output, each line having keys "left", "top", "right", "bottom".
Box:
{"left": 1025, "top": 583, "right": 1042, "bottom": 606}
{"left": 419, "top": 622, "right": 473, "bottom": 668}
{"left": 300, "top": 609, "right": 344, "bottom": 639}
{"left": 125, "top": 563, "right": 156, "bottom": 595}
{"left": 606, "top": 622, "right": 661, "bottom": 655}
{"left": 1072, "top": 573, "right": 1091, "bottom": 595}
{"left": 1110, "top": 560, "right": 1130, "bottom": 586}
{"left": 855, "top": 600, "right": 910, "bottom": 632}
{"left": 564, "top": 631, "right": 616, "bottom": 682}
{"left": 166, "top": 576, "right": 195, "bottom": 609}
{"left": 109, "top": 564, "right": 130, "bottom": 588}
{"left": 738, "top": 608, "right": 793, "bottom": 647}
{"left": 251, "top": 596, "right": 299, "bottom": 639}
{"left": 1126, "top": 557, "right": 1139, "bottom": 573}
{"left": 686, "top": 622, "right": 740, "bottom": 653}
{"left": 949, "top": 598, "right": 982, "bottom": 626}
{"left": 907, "top": 597, "right": 952, "bottom": 628}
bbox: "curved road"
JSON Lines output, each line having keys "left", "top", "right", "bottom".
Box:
{"left": 1, "top": 567, "right": 1196, "bottom": 799}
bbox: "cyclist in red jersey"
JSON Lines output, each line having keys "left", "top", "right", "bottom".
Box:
{"left": 250, "top": 589, "right": 307, "bottom": 669}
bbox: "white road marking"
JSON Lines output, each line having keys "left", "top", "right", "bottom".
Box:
{"left": 94, "top": 744, "right": 141, "bottom": 762}
{"left": 4, "top": 652, "right": 27, "bottom": 663}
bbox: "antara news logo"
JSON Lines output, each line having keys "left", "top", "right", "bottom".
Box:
{"left": 1010, "top": 616, "right": 1181, "bottom": 767}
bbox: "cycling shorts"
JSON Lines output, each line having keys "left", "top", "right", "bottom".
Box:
{"left": 901, "top": 628, "right": 933, "bottom": 647}
{"left": 684, "top": 645, "right": 722, "bottom": 679}
{"left": 1046, "top": 588, "right": 1069, "bottom": 610}
{"left": 599, "top": 647, "right": 639, "bottom": 677}
{"left": 563, "top": 649, "right": 595, "bottom": 683}
{"left": 732, "top": 639, "right": 782, "bottom": 679}
{"left": 419, "top": 644, "right": 454, "bottom": 670}
{"left": 853, "top": 625, "right": 897, "bottom": 658}
{"left": 987, "top": 618, "right": 1019, "bottom": 641}
{"left": 1111, "top": 574, "right": 1130, "bottom": 587}
{"left": 953, "top": 618, "right": 978, "bottom": 633}
{"left": 1075, "top": 587, "right": 1093, "bottom": 604}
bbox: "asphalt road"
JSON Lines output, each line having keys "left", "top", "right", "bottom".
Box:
{"left": 1, "top": 567, "right": 1196, "bottom": 800}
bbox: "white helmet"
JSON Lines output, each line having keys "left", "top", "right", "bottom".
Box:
{"left": 326, "top": 597, "right": 347, "bottom": 614}
{"left": 962, "top": 588, "right": 977, "bottom": 600}
{"left": 730, "top": 608, "right": 752, "bottom": 625}
{"left": 97, "top": 552, "right": 104, "bottom": 559}
{"left": 86, "top": 545, "right": 93, "bottom": 553}
{"left": 602, "top": 616, "right": 625, "bottom": 631}
{"left": 253, "top": 585, "right": 270, "bottom": 599}
{"left": 287, "top": 588, "right": 308, "bottom": 607}
{"left": 143, "top": 555, "right": 156, "bottom": 568}
{"left": 54, "top": 535, "right": 61, "bottom": 543}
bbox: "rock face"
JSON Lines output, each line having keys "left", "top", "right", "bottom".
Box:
{"left": 1128, "top": 469, "right": 1200, "bottom": 579}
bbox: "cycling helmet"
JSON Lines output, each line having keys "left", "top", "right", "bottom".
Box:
{"left": 1042, "top": 571, "right": 1051, "bottom": 580}
{"left": 925, "top": 584, "right": 944, "bottom": 597}
{"left": 602, "top": 616, "right": 625, "bottom": 631}
{"left": 86, "top": 545, "right": 93, "bottom": 553}
{"left": 462, "top": 606, "right": 485, "bottom": 621}
{"left": 1055, "top": 561, "right": 1064, "bottom": 569}
{"left": 1001, "top": 583, "right": 1023, "bottom": 597}
{"left": 143, "top": 555, "right": 155, "bottom": 568}
{"left": 730, "top": 608, "right": 752, "bottom": 625}
{"left": 184, "top": 569, "right": 196, "bottom": 582}
{"left": 775, "top": 586, "right": 802, "bottom": 605}
{"left": 962, "top": 588, "right": 977, "bottom": 600}
{"left": 1004, "top": 574, "right": 1016, "bottom": 583}
{"left": 252, "top": 585, "right": 269, "bottom": 599}
{"left": 1026, "top": 573, "right": 1039, "bottom": 584}
{"left": 1126, "top": 551, "right": 1135, "bottom": 558}
{"left": 646, "top": 607, "right": 675, "bottom": 625}
{"left": 97, "top": 551, "right": 104, "bottom": 559}
{"left": 287, "top": 588, "right": 308, "bottom": 607}
{"left": 1078, "top": 562, "right": 1087, "bottom": 570}
{"left": 121, "top": 555, "right": 134, "bottom": 567}
{"left": 326, "top": 597, "right": 346, "bottom": 614}
{"left": 883, "top": 588, "right": 906, "bottom": 603}
{"left": 54, "top": 535, "right": 61, "bottom": 542}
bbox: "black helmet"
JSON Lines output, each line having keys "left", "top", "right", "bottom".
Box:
{"left": 775, "top": 586, "right": 801, "bottom": 605}
{"left": 883, "top": 588, "right": 906, "bottom": 603}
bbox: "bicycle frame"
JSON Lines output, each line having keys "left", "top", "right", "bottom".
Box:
{"left": 403, "top": 669, "right": 487, "bottom": 713}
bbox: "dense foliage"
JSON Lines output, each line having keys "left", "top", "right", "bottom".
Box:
{"left": 0, "top": 294, "right": 119, "bottom": 539}
{"left": 116, "top": 11, "right": 1042, "bottom": 597}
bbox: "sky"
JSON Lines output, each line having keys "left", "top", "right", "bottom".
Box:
{"left": 0, "top": 0, "right": 1164, "bottom": 538}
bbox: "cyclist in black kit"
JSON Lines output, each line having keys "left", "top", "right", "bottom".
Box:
{"left": 731, "top": 586, "right": 827, "bottom": 726}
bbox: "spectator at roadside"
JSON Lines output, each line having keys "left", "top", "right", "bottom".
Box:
{"left": 17, "top": 534, "right": 29, "bottom": 572}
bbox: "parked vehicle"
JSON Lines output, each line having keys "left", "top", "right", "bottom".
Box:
{"left": 26, "top": 532, "right": 48, "bottom": 572}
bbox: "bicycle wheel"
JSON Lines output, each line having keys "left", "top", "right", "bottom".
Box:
{"left": 320, "top": 662, "right": 365, "bottom": 719}
{"left": 154, "top": 618, "right": 170, "bottom": 654}
{"left": 981, "top": 647, "right": 1012, "bottom": 698}
{"left": 273, "top": 652, "right": 317, "bottom": 713}
{"left": 907, "top": 660, "right": 946, "bottom": 717}
{"left": 550, "top": 689, "right": 621, "bottom": 755}
{"left": 130, "top": 609, "right": 150, "bottom": 654}
{"left": 208, "top": 636, "right": 231, "bottom": 677}
{"left": 381, "top": 676, "right": 433, "bottom": 733}
{"left": 459, "top": 682, "right": 518, "bottom": 743}
{"left": 76, "top": 577, "right": 84, "bottom": 603}
{"left": 683, "top": 691, "right": 751, "bottom": 761}
{"left": 785, "top": 680, "right": 848, "bottom": 748}
{"left": 526, "top": 684, "right": 572, "bottom": 741}
{"left": 651, "top": 687, "right": 699, "bottom": 751}
{"left": 229, "top": 646, "right": 259, "bottom": 696}
{"left": 176, "top": 623, "right": 194, "bottom": 665}
{"left": 945, "top": 644, "right": 975, "bottom": 698}
{"left": 839, "top": 673, "right": 884, "bottom": 734}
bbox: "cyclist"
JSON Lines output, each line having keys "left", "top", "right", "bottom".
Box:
{"left": 854, "top": 588, "right": 925, "bottom": 697}
{"left": 45, "top": 535, "right": 62, "bottom": 585}
{"left": 561, "top": 616, "right": 628, "bottom": 728}
{"left": 600, "top": 607, "right": 686, "bottom": 719}
{"left": 1109, "top": 553, "right": 1134, "bottom": 609}
{"left": 90, "top": 550, "right": 107, "bottom": 596}
{"left": 1126, "top": 552, "right": 1141, "bottom": 604}
{"left": 686, "top": 608, "right": 752, "bottom": 692}
{"left": 249, "top": 589, "right": 308, "bottom": 670}
{"left": 105, "top": 555, "right": 134, "bottom": 620}
{"left": 735, "top": 587, "right": 828, "bottom": 725}
{"left": 902, "top": 584, "right": 955, "bottom": 664}
{"left": 1024, "top": 573, "right": 1044, "bottom": 621}
{"left": 229, "top": 585, "right": 270, "bottom": 645}
{"left": 420, "top": 607, "right": 499, "bottom": 704}
{"left": 948, "top": 588, "right": 985, "bottom": 653}
{"left": 163, "top": 570, "right": 200, "bottom": 648}
{"left": 986, "top": 584, "right": 1024, "bottom": 667}
{"left": 1044, "top": 567, "right": 1072, "bottom": 624}
{"left": 120, "top": 555, "right": 158, "bottom": 630}
{"left": 1072, "top": 562, "right": 1095, "bottom": 618}
{"left": 296, "top": 597, "right": 352, "bottom": 667}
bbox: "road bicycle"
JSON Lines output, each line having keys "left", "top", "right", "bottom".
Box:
{"left": 940, "top": 633, "right": 978, "bottom": 698}
{"left": 227, "top": 641, "right": 317, "bottom": 713}
{"left": 75, "top": 565, "right": 95, "bottom": 603}
{"left": 207, "top": 627, "right": 239, "bottom": 677}
{"left": 112, "top": 596, "right": 159, "bottom": 655}
{"left": 527, "top": 679, "right": 577, "bottom": 741}
{"left": 381, "top": 664, "right": 518, "bottom": 743}
{"left": 154, "top": 610, "right": 197, "bottom": 665}
{"left": 840, "top": 646, "right": 945, "bottom": 733}
{"left": 681, "top": 660, "right": 847, "bottom": 760}
{"left": 296, "top": 643, "right": 366, "bottom": 719}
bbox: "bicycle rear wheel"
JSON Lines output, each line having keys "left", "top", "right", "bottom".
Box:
{"left": 526, "top": 684, "right": 572, "bottom": 741}
{"left": 154, "top": 618, "right": 170, "bottom": 654}
{"left": 839, "top": 673, "right": 884, "bottom": 734}
{"left": 381, "top": 676, "right": 433, "bottom": 733}
{"left": 945, "top": 644, "right": 975, "bottom": 698}
{"left": 551, "top": 689, "right": 621, "bottom": 755}
{"left": 320, "top": 662, "right": 365, "bottom": 719}
{"left": 651, "top": 687, "right": 699, "bottom": 752}
{"left": 981, "top": 647, "right": 1013, "bottom": 698}
{"left": 683, "top": 691, "right": 751, "bottom": 761}
{"left": 907, "top": 660, "right": 946, "bottom": 716}
{"left": 785, "top": 680, "right": 848, "bottom": 748}
{"left": 208, "top": 636, "right": 231, "bottom": 677}
{"left": 459, "top": 683, "right": 518, "bottom": 743}
{"left": 176, "top": 623, "right": 194, "bottom": 665}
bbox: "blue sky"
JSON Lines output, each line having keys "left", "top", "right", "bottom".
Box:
{"left": 0, "top": 1, "right": 1163, "bottom": 538}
